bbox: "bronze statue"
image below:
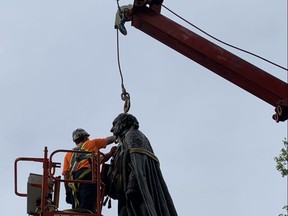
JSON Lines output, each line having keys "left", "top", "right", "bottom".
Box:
{"left": 105, "top": 113, "right": 178, "bottom": 216}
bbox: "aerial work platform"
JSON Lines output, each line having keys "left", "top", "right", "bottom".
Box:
{"left": 14, "top": 147, "right": 107, "bottom": 216}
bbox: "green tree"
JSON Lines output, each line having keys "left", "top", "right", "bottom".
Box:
{"left": 275, "top": 138, "right": 288, "bottom": 216}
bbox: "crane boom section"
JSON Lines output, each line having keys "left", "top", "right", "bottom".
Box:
{"left": 131, "top": 7, "right": 287, "bottom": 110}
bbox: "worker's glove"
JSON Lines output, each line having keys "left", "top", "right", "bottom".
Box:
{"left": 110, "top": 146, "right": 118, "bottom": 155}
{"left": 102, "top": 146, "right": 118, "bottom": 162}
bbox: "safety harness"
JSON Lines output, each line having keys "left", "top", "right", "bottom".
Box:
{"left": 68, "top": 142, "right": 93, "bottom": 208}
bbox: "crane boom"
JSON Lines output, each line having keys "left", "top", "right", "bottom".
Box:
{"left": 131, "top": 5, "right": 288, "bottom": 122}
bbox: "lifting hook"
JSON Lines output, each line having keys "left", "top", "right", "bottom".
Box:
{"left": 121, "top": 90, "right": 130, "bottom": 113}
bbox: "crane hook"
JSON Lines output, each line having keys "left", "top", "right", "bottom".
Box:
{"left": 121, "top": 91, "right": 130, "bottom": 113}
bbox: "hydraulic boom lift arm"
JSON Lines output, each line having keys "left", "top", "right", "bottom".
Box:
{"left": 130, "top": 2, "right": 288, "bottom": 122}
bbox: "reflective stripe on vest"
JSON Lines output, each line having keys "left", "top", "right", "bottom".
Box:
{"left": 69, "top": 141, "right": 92, "bottom": 174}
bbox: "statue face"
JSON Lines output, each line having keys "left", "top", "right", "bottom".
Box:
{"left": 110, "top": 113, "right": 139, "bottom": 137}
{"left": 110, "top": 114, "right": 124, "bottom": 137}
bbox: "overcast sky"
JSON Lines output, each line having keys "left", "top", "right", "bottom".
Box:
{"left": 0, "top": 1, "right": 287, "bottom": 216}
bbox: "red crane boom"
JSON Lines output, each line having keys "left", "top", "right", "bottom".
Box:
{"left": 131, "top": 4, "right": 288, "bottom": 122}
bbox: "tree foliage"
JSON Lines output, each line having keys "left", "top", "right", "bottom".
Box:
{"left": 275, "top": 138, "right": 288, "bottom": 216}
{"left": 275, "top": 139, "right": 288, "bottom": 177}
{"left": 279, "top": 205, "right": 288, "bottom": 216}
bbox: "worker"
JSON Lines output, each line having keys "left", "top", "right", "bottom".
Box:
{"left": 106, "top": 113, "right": 178, "bottom": 216}
{"left": 62, "top": 128, "right": 117, "bottom": 213}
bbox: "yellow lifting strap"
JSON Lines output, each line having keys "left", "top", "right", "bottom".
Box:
{"left": 68, "top": 168, "right": 92, "bottom": 208}
{"left": 129, "top": 147, "right": 159, "bottom": 164}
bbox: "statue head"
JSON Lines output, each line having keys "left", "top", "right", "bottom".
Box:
{"left": 111, "top": 113, "right": 139, "bottom": 137}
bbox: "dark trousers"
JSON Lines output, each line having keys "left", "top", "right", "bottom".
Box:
{"left": 73, "top": 168, "right": 97, "bottom": 212}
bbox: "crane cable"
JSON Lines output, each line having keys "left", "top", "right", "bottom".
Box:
{"left": 116, "top": 0, "right": 130, "bottom": 113}
{"left": 162, "top": 4, "right": 288, "bottom": 72}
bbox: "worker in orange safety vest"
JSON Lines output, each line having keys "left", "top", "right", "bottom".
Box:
{"left": 62, "top": 128, "right": 117, "bottom": 213}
